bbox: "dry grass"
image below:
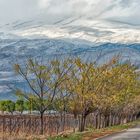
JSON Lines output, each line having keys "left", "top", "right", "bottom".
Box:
{"left": 0, "top": 132, "right": 48, "bottom": 140}
{"left": 0, "top": 120, "right": 139, "bottom": 140}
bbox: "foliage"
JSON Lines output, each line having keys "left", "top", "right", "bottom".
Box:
{"left": 11, "top": 56, "right": 140, "bottom": 133}
{"left": 0, "top": 100, "right": 7, "bottom": 112}
{"left": 13, "top": 58, "right": 73, "bottom": 134}
{"left": 15, "top": 99, "right": 24, "bottom": 114}
{"left": 48, "top": 134, "right": 81, "bottom": 140}
{"left": 0, "top": 100, "right": 15, "bottom": 114}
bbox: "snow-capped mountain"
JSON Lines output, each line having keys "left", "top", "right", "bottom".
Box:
{"left": 0, "top": 38, "right": 140, "bottom": 100}
{"left": 0, "top": 0, "right": 140, "bottom": 99}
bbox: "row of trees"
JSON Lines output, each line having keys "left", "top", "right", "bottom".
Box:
{"left": 11, "top": 56, "right": 140, "bottom": 134}
{"left": 0, "top": 99, "right": 28, "bottom": 114}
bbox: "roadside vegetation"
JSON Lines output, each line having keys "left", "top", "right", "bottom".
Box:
{"left": 1, "top": 56, "right": 140, "bottom": 138}
{"left": 48, "top": 120, "right": 140, "bottom": 140}
{"left": 1, "top": 119, "right": 138, "bottom": 140}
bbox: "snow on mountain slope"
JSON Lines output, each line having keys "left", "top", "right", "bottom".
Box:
{"left": 0, "top": 38, "right": 140, "bottom": 99}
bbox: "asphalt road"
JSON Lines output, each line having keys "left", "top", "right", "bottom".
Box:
{"left": 98, "top": 125, "right": 140, "bottom": 140}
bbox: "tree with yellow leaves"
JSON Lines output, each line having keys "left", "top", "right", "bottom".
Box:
{"left": 14, "top": 58, "right": 73, "bottom": 134}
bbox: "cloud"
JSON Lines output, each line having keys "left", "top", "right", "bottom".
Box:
{"left": 0, "top": 0, "right": 140, "bottom": 25}
{"left": 38, "top": 0, "right": 101, "bottom": 17}
{"left": 37, "top": 0, "right": 140, "bottom": 24}
{"left": 38, "top": 0, "right": 52, "bottom": 8}
{"left": 0, "top": 0, "right": 39, "bottom": 23}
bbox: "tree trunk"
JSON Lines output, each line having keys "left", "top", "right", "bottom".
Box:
{"left": 79, "top": 114, "right": 86, "bottom": 132}
{"left": 133, "top": 115, "right": 137, "bottom": 121}
{"left": 104, "top": 115, "right": 109, "bottom": 127}
{"left": 97, "top": 113, "right": 102, "bottom": 129}
{"left": 95, "top": 114, "right": 98, "bottom": 129}
{"left": 73, "top": 116, "right": 77, "bottom": 132}
{"left": 109, "top": 113, "right": 113, "bottom": 126}
{"left": 40, "top": 112, "right": 44, "bottom": 135}
{"left": 114, "top": 115, "right": 117, "bottom": 125}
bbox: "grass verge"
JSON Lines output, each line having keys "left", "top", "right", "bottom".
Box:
{"left": 48, "top": 120, "right": 140, "bottom": 140}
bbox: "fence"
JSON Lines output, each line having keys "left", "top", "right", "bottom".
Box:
{"left": 0, "top": 113, "right": 137, "bottom": 136}
{"left": 0, "top": 114, "right": 78, "bottom": 136}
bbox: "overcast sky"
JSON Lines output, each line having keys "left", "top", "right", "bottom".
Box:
{"left": 0, "top": 0, "right": 140, "bottom": 24}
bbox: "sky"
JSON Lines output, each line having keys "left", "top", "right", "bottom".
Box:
{"left": 0, "top": 0, "right": 140, "bottom": 25}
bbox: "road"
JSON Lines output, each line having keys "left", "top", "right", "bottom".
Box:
{"left": 98, "top": 125, "right": 140, "bottom": 140}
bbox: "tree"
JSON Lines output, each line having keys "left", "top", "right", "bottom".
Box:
{"left": 65, "top": 58, "right": 98, "bottom": 131}
{"left": 0, "top": 100, "right": 7, "bottom": 113}
{"left": 15, "top": 99, "right": 25, "bottom": 114}
{"left": 5, "top": 100, "right": 15, "bottom": 114}
{"left": 13, "top": 56, "right": 140, "bottom": 134}
{"left": 64, "top": 57, "right": 140, "bottom": 131}
{"left": 14, "top": 58, "right": 73, "bottom": 134}
{"left": 96, "top": 62, "right": 140, "bottom": 127}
